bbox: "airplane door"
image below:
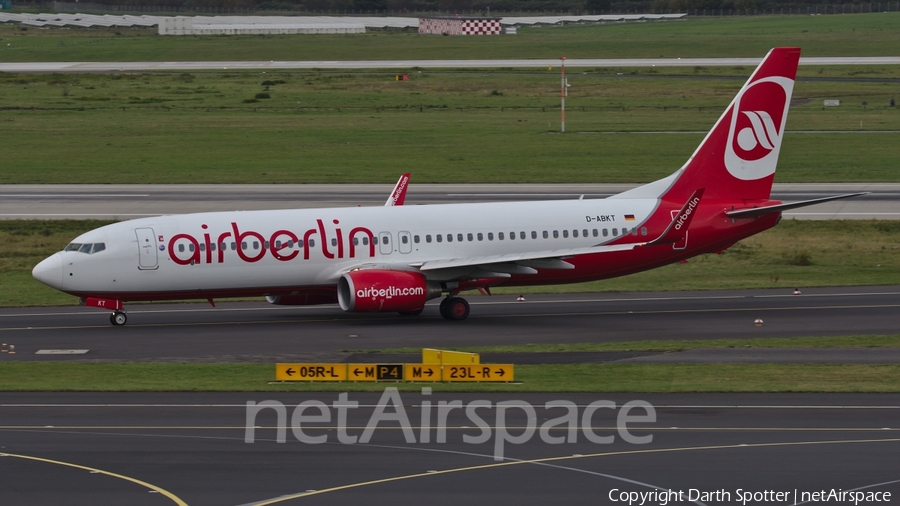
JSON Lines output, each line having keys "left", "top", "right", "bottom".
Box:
{"left": 398, "top": 231, "right": 412, "bottom": 254}
{"left": 135, "top": 227, "right": 159, "bottom": 270}
{"left": 379, "top": 232, "right": 392, "bottom": 255}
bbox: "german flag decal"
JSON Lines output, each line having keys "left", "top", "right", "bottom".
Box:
{"left": 624, "top": 214, "right": 636, "bottom": 221}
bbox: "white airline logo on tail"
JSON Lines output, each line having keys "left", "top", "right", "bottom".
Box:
{"left": 724, "top": 76, "right": 794, "bottom": 181}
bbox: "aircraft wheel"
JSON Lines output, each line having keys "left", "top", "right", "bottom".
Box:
{"left": 399, "top": 307, "right": 424, "bottom": 316}
{"left": 445, "top": 297, "right": 469, "bottom": 321}
{"left": 439, "top": 297, "right": 452, "bottom": 319}
{"left": 110, "top": 311, "right": 127, "bottom": 326}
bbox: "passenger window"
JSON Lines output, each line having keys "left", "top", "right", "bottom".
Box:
{"left": 520, "top": 231, "right": 526, "bottom": 240}
{"left": 188, "top": 244, "right": 195, "bottom": 252}
{"left": 509, "top": 232, "right": 515, "bottom": 240}
{"left": 253, "top": 241, "right": 260, "bottom": 250}
{"left": 531, "top": 231, "right": 537, "bottom": 239}
{"left": 91, "top": 243, "right": 105, "bottom": 254}
{"left": 401, "top": 235, "right": 408, "bottom": 244}
{"left": 641, "top": 227, "right": 648, "bottom": 236}
{"left": 603, "top": 229, "right": 608, "bottom": 237}
{"left": 612, "top": 229, "right": 618, "bottom": 237}
{"left": 298, "top": 240, "right": 304, "bottom": 248}
{"left": 383, "top": 236, "right": 390, "bottom": 245}
{"left": 632, "top": 228, "right": 638, "bottom": 236}
{"left": 264, "top": 241, "right": 269, "bottom": 249}
{"left": 210, "top": 243, "right": 216, "bottom": 251}
{"left": 331, "top": 238, "right": 337, "bottom": 247}
{"left": 488, "top": 232, "right": 494, "bottom": 240}
{"left": 241, "top": 242, "right": 247, "bottom": 250}
{"left": 308, "top": 239, "right": 316, "bottom": 247}
{"left": 457, "top": 234, "right": 463, "bottom": 242}
{"left": 553, "top": 230, "right": 559, "bottom": 239}
{"left": 563, "top": 230, "right": 569, "bottom": 238}
{"left": 353, "top": 238, "right": 359, "bottom": 246}
{"left": 447, "top": 234, "right": 453, "bottom": 243}
{"left": 414, "top": 235, "right": 420, "bottom": 243}
{"left": 477, "top": 233, "right": 483, "bottom": 241}
{"left": 583, "top": 229, "right": 588, "bottom": 237}
{"left": 362, "top": 237, "right": 368, "bottom": 246}
{"left": 573, "top": 230, "right": 579, "bottom": 238}
{"left": 199, "top": 243, "right": 205, "bottom": 252}
{"left": 498, "top": 232, "right": 504, "bottom": 240}
{"left": 178, "top": 244, "right": 185, "bottom": 252}
{"left": 592, "top": 229, "right": 598, "bottom": 237}
{"left": 467, "top": 233, "right": 473, "bottom": 242}
{"left": 543, "top": 231, "right": 548, "bottom": 239}
{"left": 373, "top": 237, "right": 378, "bottom": 245}
{"left": 426, "top": 235, "right": 432, "bottom": 243}
{"left": 286, "top": 240, "right": 293, "bottom": 248}
{"left": 623, "top": 228, "right": 629, "bottom": 236}
{"left": 231, "top": 242, "right": 237, "bottom": 250}
{"left": 437, "top": 234, "right": 443, "bottom": 243}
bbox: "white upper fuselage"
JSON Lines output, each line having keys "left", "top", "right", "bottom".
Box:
{"left": 37, "top": 197, "right": 659, "bottom": 298}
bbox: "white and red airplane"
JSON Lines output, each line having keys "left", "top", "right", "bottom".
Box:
{"left": 32, "top": 47, "right": 862, "bottom": 325}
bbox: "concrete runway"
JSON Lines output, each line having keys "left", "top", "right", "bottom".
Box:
{"left": 3, "top": 56, "right": 900, "bottom": 73}
{"left": 1, "top": 286, "right": 898, "bottom": 363}
{"left": 1, "top": 183, "right": 896, "bottom": 220}
{"left": 1, "top": 392, "right": 899, "bottom": 505}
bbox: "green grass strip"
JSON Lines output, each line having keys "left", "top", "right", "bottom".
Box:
{"left": 2, "top": 362, "right": 900, "bottom": 392}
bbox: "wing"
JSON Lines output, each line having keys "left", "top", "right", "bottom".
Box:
{"left": 410, "top": 189, "right": 704, "bottom": 280}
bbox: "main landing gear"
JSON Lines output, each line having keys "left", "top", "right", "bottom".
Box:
{"left": 109, "top": 310, "right": 127, "bottom": 326}
{"left": 439, "top": 296, "right": 470, "bottom": 321}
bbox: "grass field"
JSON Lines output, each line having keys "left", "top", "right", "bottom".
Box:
{"left": 2, "top": 362, "right": 899, "bottom": 392}
{"left": 2, "top": 219, "right": 898, "bottom": 307}
{"left": 1, "top": 69, "right": 898, "bottom": 183}
{"left": 4, "top": 336, "right": 899, "bottom": 392}
{"left": 2, "top": 13, "right": 900, "bottom": 61}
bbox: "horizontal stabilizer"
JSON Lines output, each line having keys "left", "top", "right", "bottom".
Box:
{"left": 725, "top": 192, "right": 868, "bottom": 219}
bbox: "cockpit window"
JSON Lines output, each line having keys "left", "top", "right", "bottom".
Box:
{"left": 64, "top": 243, "right": 106, "bottom": 254}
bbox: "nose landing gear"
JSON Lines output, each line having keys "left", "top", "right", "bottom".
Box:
{"left": 109, "top": 311, "right": 127, "bottom": 326}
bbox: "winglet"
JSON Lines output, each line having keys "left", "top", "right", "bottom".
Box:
{"left": 385, "top": 173, "right": 411, "bottom": 206}
{"left": 643, "top": 188, "right": 705, "bottom": 246}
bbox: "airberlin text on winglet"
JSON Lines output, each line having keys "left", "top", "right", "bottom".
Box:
{"left": 275, "top": 363, "right": 514, "bottom": 383}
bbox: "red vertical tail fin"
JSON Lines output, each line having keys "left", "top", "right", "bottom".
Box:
{"left": 662, "top": 47, "right": 801, "bottom": 204}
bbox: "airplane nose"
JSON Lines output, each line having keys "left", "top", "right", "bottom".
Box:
{"left": 32, "top": 253, "right": 63, "bottom": 290}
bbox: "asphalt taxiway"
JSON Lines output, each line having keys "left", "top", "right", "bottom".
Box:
{"left": 0, "top": 183, "right": 897, "bottom": 220}
{"left": 0, "top": 286, "right": 897, "bottom": 363}
{"left": 1, "top": 392, "right": 899, "bottom": 505}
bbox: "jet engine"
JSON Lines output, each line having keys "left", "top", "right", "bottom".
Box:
{"left": 337, "top": 270, "right": 441, "bottom": 313}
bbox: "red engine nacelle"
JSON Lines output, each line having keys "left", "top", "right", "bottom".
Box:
{"left": 337, "top": 270, "right": 441, "bottom": 313}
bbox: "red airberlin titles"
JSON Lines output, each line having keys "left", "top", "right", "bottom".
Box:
{"left": 32, "top": 48, "right": 865, "bottom": 325}
{"left": 167, "top": 219, "right": 376, "bottom": 266}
